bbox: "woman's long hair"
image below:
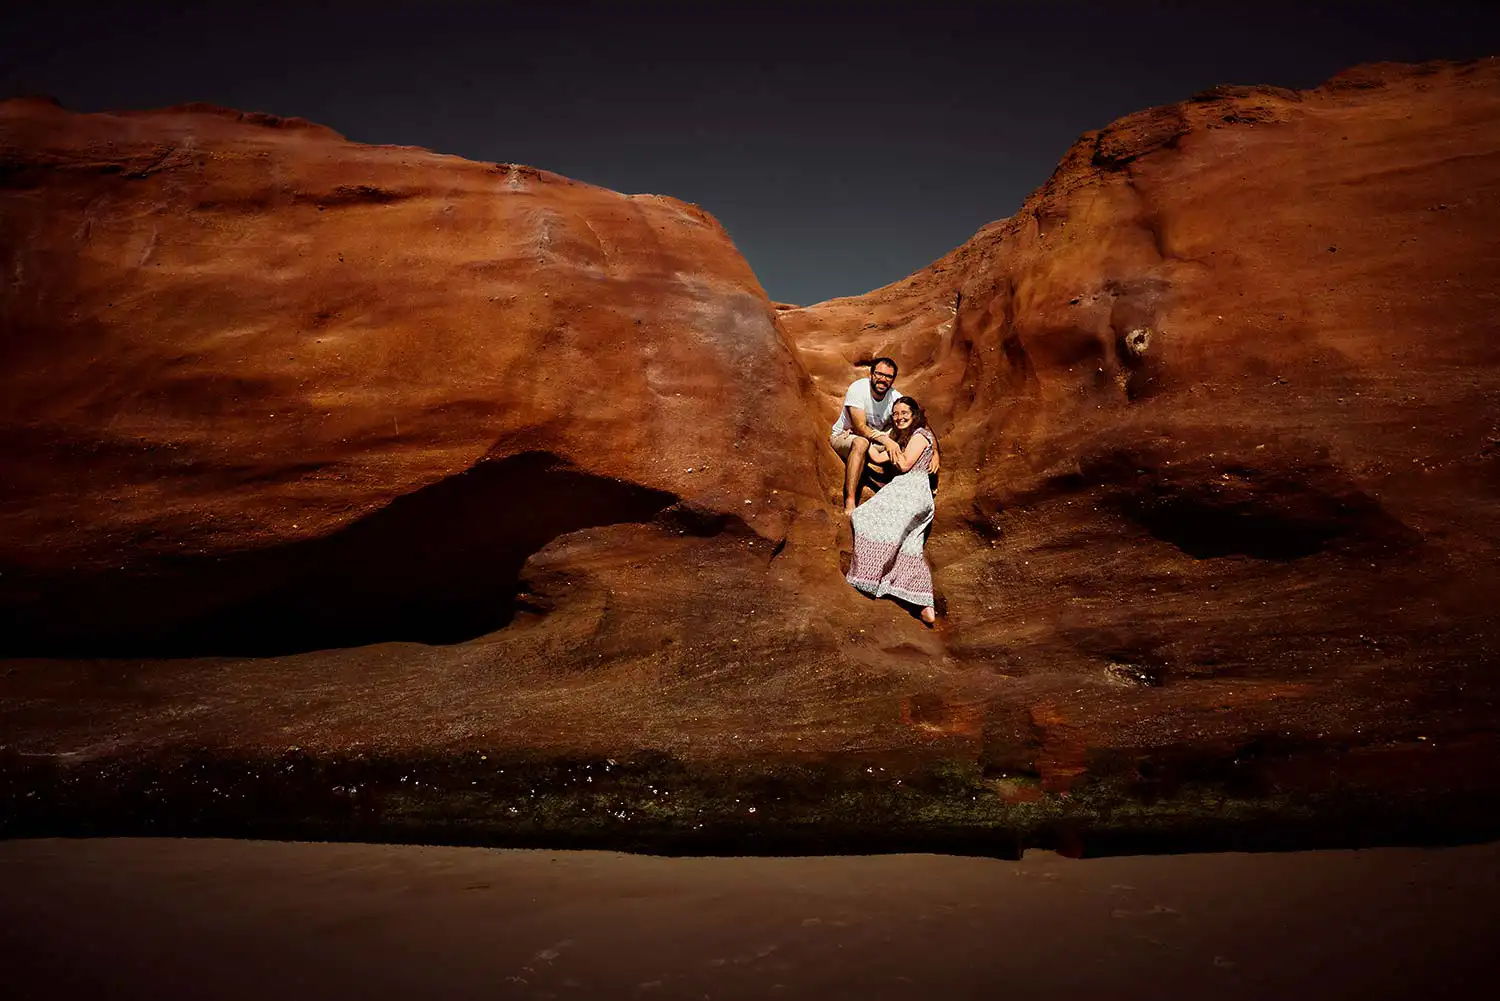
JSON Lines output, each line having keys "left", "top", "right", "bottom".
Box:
{"left": 883, "top": 396, "right": 935, "bottom": 451}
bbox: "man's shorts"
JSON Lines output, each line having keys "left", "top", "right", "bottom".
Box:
{"left": 830, "top": 430, "right": 861, "bottom": 459}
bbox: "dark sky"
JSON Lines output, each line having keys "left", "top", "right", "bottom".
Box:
{"left": 5, "top": 1, "right": 1500, "bottom": 304}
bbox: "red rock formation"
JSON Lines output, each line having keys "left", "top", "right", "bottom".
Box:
{"left": 2, "top": 61, "right": 1499, "bottom": 820}
{"left": 784, "top": 59, "right": 1500, "bottom": 721}
{"left": 0, "top": 98, "right": 846, "bottom": 653}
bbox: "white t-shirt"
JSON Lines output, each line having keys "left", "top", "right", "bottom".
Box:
{"left": 831, "top": 377, "right": 903, "bottom": 436}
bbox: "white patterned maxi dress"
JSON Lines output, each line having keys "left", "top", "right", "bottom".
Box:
{"left": 846, "top": 427, "right": 935, "bottom": 608}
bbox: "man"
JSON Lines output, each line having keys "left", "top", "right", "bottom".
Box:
{"left": 829, "top": 357, "right": 902, "bottom": 515}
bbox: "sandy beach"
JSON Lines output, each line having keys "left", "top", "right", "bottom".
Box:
{"left": 3, "top": 838, "right": 1497, "bottom": 1000}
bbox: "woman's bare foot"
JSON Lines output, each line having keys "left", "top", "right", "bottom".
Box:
{"left": 920, "top": 606, "right": 937, "bottom": 627}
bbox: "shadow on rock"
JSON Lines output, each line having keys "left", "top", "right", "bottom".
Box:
{"left": 0, "top": 452, "right": 682, "bottom": 658}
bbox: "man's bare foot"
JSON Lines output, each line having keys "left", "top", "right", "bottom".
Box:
{"left": 844, "top": 500, "right": 857, "bottom": 516}
{"left": 920, "top": 607, "right": 937, "bottom": 627}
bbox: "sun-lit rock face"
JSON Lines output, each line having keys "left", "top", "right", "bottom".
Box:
{"left": 782, "top": 59, "right": 1500, "bottom": 694}
{"left": 2, "top": 61, "right": 1498, "bottom": 788}
{"left": 0, "top": 99, "right": 845, "bottom": 653}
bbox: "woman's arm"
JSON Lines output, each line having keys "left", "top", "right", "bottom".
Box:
{"left": 883, "top": 432, "right": 930, "bottom": 473}
{"left": 870, "top": 431, "right": 899, "bottom": 468}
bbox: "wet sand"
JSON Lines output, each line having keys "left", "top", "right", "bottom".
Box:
{"left": 2, "top": 838, "right": 1497, "bottom": 1000}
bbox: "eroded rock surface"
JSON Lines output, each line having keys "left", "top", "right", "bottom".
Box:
{"left": 783, "top": 59, "right": 1500, "bottom": 749}
{"left": 3, "top": 62, "right": 1500, "bottom": 848}
{"left": 0, "top": 99, "right": 846, "bottom": 654}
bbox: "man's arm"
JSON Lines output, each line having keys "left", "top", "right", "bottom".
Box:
{"left": 845, "top": 405, "right": 879, "bottom": 439}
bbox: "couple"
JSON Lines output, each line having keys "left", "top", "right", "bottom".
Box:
{"left": 829, "top": 357, "right": 940, "bottom": 627}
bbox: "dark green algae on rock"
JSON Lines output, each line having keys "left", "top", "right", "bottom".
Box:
{"left": 5, "top": 738, "right": 1500, "bottom": 857}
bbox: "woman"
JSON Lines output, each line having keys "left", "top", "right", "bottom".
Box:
{"left": 846, "top": 397, "right": 939, "bottom": 626}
